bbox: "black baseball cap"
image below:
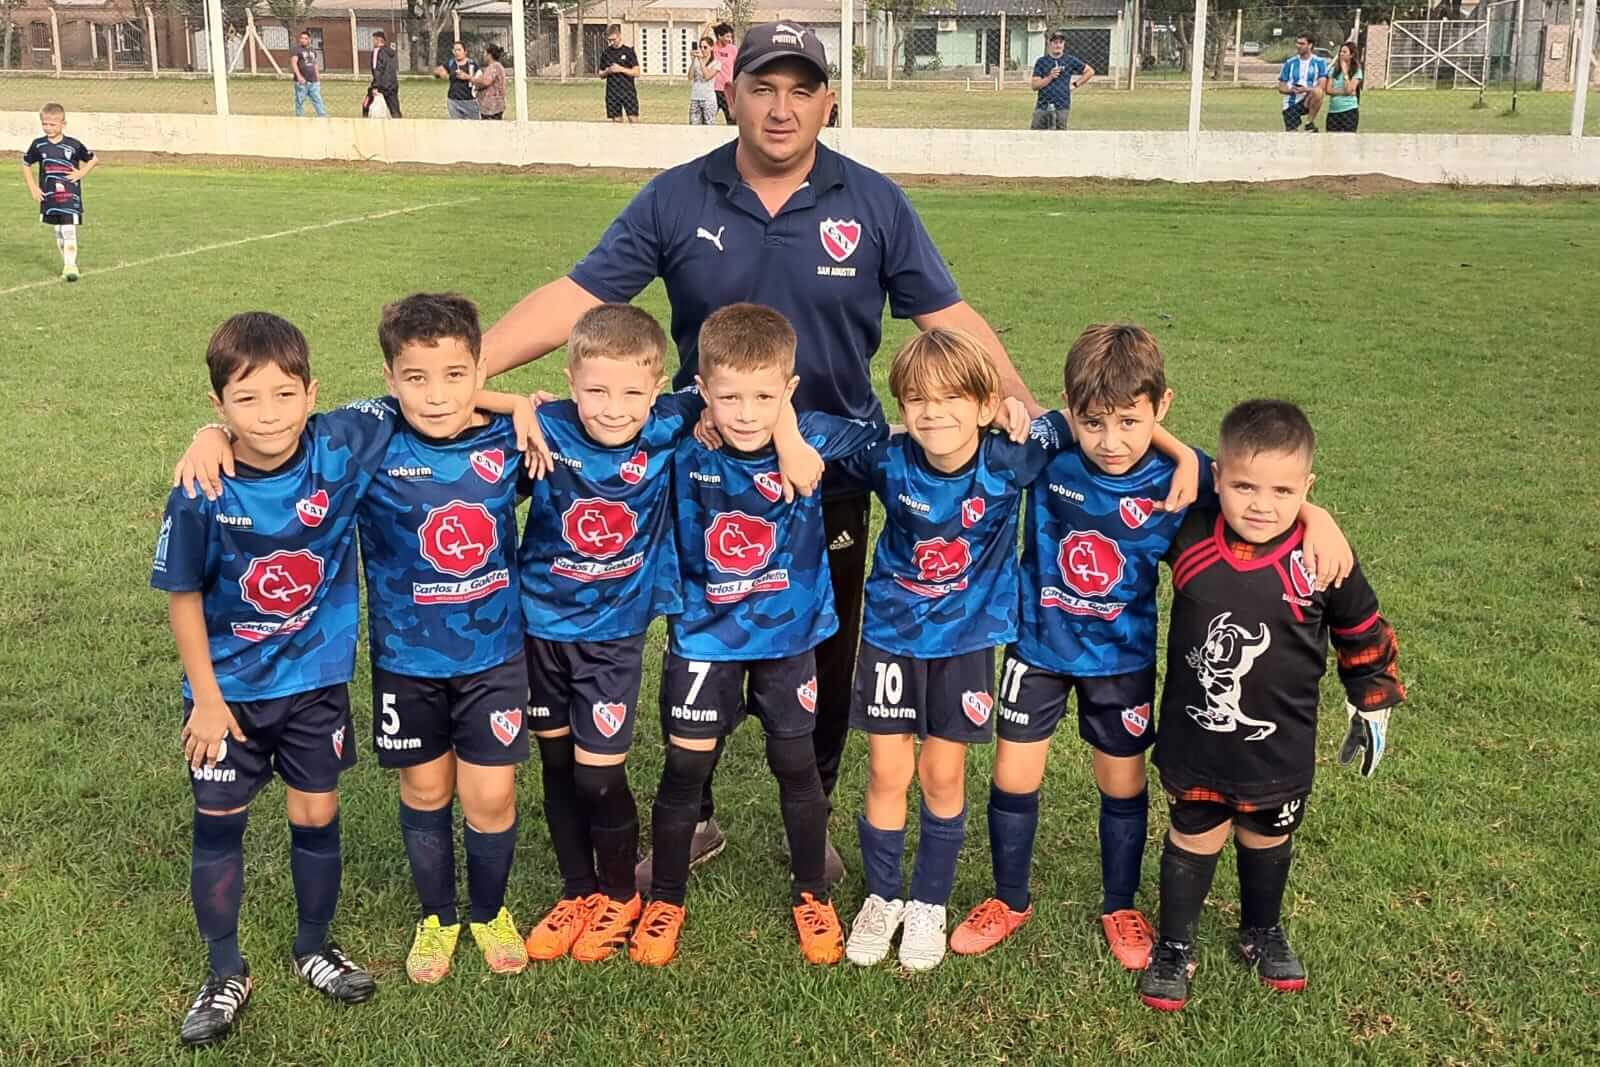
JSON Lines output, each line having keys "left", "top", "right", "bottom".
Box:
{"left": 1048, "top": 30, "right": 1068, "bottom": 42}
{"left": 732, "top": 22, "right": 830, "bottom": 83}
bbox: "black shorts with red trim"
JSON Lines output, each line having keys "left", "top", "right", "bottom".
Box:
{"left": 371, "top": 652, "right": 530, "bottom": 768}
{"left": 1167, "top": 786, "right": 1310, "bottom": 837}
{"left": 996, "top": 647, "right": 1156, "bottom": 756}
{"left": 525, "top": 633, "right": 646, "bottom": 756}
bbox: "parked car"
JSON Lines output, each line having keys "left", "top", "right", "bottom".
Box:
{"left": 1314, "top": 46, "right": 1334, "bottom": 59}
{"left": 1241, "top": 40, "right": 1263, "bottom": 56}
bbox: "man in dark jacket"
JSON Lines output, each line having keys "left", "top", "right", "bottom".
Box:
{"left": 363, "top": 30, "right": 401, "bottom": 118}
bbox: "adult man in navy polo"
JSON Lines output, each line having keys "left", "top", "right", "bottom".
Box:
{"left": 480, "top": 21, "right": 1039, "bottom": 887}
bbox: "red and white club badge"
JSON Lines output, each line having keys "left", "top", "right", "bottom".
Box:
{"left": 796, "top": 676, "right": 818, "bottom": 714}
{"left": 1119, "top": 496, "right": 1158, "bottom": 530}
{"left": 470, "top": 448, "right": 506, "bottom": 483}
{"left": 491, "top": 708, "right": 524, "bottom": 746}
{"left": 1288, "top": 549, "right": 1316, "bottom": 599}
{"left": 620, "top": 450, "right": 647, "bottom": 486}
{"left": 753, "top": 471, "right": 783, "bottom": 503}
{"left": 961, "top": 497, "right": 986, "bottom": 529}
{"left": 705, "top": 511, "right": 778, "bottom": 576}
{"left": 819, "top": 218, "right": 861, "bottom": 263}
{"left": 1121, "top": 703, "right": 1151, "bottom": 737}
{"left": 560, "top": 498, "right": 638, "bottom": 560}
{"left": 296, "top": 489, "right": 330, "bottom": 528}
{"left": 962, "top": 690, "right": 994, "bottom": 727}
{"left": 239, "top": 549, "right": 324, "bottom": 617}
{"left": 1057, "top": 529, "right": 1126, "bottom": 599}
{"left": 592, "top": 701, "right": 627, "bottom": 739}
{"left": 418, "top": 501, "right": 499, "bottom": 577}
{"left": 331, "top": 725, "right": 346, "bottom": 759}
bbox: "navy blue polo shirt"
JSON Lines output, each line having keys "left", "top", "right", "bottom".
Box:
{"left": 1033, "top": 53, "right": 1086, "bottom": 110}
{"left": 568, "top": 140, "right": 960, "bottom": 426}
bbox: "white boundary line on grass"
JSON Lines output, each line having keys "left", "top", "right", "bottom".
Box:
{"left": 0, "top": 197, "right": 480, "bottom": 298}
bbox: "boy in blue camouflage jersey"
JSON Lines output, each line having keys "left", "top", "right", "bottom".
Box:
{"left": 949, "top": 325, "right": 1352, "bottom": 970}
{"left": 835, "top": 328, "right": 1058, "bottom": 972}
{"left": 632, "top": 304, "right": 884, "bottom": 967}
{"left": 155, "top": 314, "right": 392, "bottom": 1046}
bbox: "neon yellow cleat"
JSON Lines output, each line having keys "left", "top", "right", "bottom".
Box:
{"left": 470, "top": 906, "right": 530, "bottom": 974}
{"left": 405, "top": 914, "right": 461, "bottom": 985}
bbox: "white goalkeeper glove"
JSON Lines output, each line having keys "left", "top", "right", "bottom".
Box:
{"left": 1338, "top": 703, "right": 1391, "bottom": 778}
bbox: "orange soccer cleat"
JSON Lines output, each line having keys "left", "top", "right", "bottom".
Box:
{"left": 571, "top": 893, "right": 642, "bottom": 963}
{"left": 628, "top": 900, "right": 687, "bottom": 966}
{"left": 1101, "top": 908, "right": 1156, "bottom": 971}
{"left": 949, "top": 898, "right": 1034, "bottom": 956}
{"left": 524, "top": 894, "right": 602, "bottom": 961}
{"left": 792, "top": 893, "right": 844, "bottom": 965}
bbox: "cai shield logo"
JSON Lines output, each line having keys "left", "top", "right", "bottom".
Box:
{"left": 490, "top": 708, "right": 524, "bottom": 746}
{"left": 705, "top": 511, "right": 778, "bottom": 577}
{"left": 819, "top": 218, "right": 862, "bottom": 263}
{"left": 296, "top": 489, "right": 330, "bottom": 528}
{"left": 1288, "top": 549, "right": 1316, "bottom": 599}
{"left": 912, "top": 537, "right": 970, "bottom": 582}
{"left": 961, "top": 497, "right": 986, "bottom": 529}
{"left": 619, "top": 450, "right": 648, "bottom": 486}
{"left": 753, "top": 471, "right": 783, "bottom": 503}
{"left": 418, "top": 501, "right": 499, "bottom": 578}
{"left": 1057, "top": 530, "right": 1126, "bottom": 599}
{"left": 962, "top": 690, "right": 994, "bottom": 727}
{"left": 1119, "top": 496, "right": 1158, "bottom": 529}
{"left": 592, "top": 701, "right": 627, "bottom": 739}
{"left": 470, "top": 448, "right": 506, "bottom": 483}
{"left": 239, "top": 549, "right": 324, "bottom": 617}
{"left": 796, "top": 676, "right": 818, "bottom": 714}
{"left": 331, "top": 725, "right": 346, "bottom": 759}
{"left": 1121, "top": 703, "right": 1151, "bottom": 737}
{"left": 560, "top": 498, "right": 637, "bottom": 560}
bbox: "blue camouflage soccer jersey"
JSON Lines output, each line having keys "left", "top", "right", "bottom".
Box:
{"left": 518, "top": 391, "right": 703, "bottom": 643}
{"left": 358, "top": 415, "right": 524, "bottom": 678}
{"left": 150, "top": 399, "right": 399, "bottom": 701}
{"left": 837, "top": 412, "right": 1073, "bottom": 658}
{"left": 1015, "top": 446, "right": 1214, "bottom": 677}
{"left": 670, "top": 412, "right": 887, "bottom": 661}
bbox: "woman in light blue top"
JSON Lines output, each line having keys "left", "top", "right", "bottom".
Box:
{"left": 1326, "top": 43, "right": 1363, "bottom": 133}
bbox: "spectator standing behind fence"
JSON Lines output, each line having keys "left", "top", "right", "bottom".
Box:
{"left": 473, "top": 44, "right": 507, "bottom": 120}
{"left": 436, "top": 42, "right": 481, "bottom": 120}
{"left": 292, "top": 31, "right": 327, "bottom": 117}
{"left": 689, "top": 37, "right": 721, "bottom": 124}
{"left": 711, "top": 22, "right": 738, "bottom": 124}
{"left": 364, "top": 30, "right": 401, "bottom": 118}
{"left": 1030, "top": 32, "right": 1093, "bottom": 131}
{"left": 600, "top": 26, "right": 642, "bottom": 124}
{"left": 1278, "top": 33, "right": 1329, "bottom": 132}
{"left": 1325, "top": 43, "right": 1362, "bottom": 133}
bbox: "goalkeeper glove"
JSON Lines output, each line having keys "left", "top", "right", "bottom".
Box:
{"left": 1338, "top": 704, "right": 1391, "bottom": 778}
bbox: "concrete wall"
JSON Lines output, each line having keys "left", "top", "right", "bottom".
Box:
{"left": 3, "top": 109, "right": 1596, "bottom": 185}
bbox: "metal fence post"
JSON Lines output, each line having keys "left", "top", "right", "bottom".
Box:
{"left": 511, "top": 0, "right": 530, "bottom": 123}
{"left": 1574, "top": 0, "right": 1596, "bottom": 139}
{"left": 1187, "top": 0, "right": 1208, "bottom": 152}
{"left": 840, "top": 0, "right": 854, "bottom": 128}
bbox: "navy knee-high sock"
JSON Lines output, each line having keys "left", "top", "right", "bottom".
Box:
{"left": 908, "top": 802, "right": 967, "bottom": 907}
{"left": 857, "top": 814, "right": 906, "bottom": 902}
{"left": 191, "top": 810, "right": 249, "bottom": 976}
{"left": 399, "top": 800, "right": 457, "bottom": 925}
{"left": 289, "top": 817, "right": 342, "bottom": 957}
{"left": 464, "top": 817, "right": 519, "bottom": 924}
{"left": 988, "top": 784, "right": 1040, "bottom": 912}
{"left": 1099, "top": 790, "right": 1149, "bottom": 914}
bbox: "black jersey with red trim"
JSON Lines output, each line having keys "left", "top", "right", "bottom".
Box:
{"left": 1154, "top": 506, "right": 1404, "bottom": 806}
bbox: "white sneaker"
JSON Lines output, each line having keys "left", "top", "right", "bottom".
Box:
{"left": 898, "top": 901, "right": 948, "bottom": 972}
{"left": 845, "top": 894, "right": 904, "bottom": 966}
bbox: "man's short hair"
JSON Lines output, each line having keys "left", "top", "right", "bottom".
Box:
{"left": 1048, "top": 31, "right": 1067, "bottom": 42}
{"left": 888, "top": 328, "right": 1001, "bottom": 406}
{"left": 299, "top": 29, "right": 310, "bottom": 38}
{"left": 40, "top": 102, "right": 65, "bottom": 119}
{"left": 568, "top": 304, "right": 667, "bottom": 374}
{"left": 607, "top": 23, "right": 622, "bottom": 34}
{"left": 377, "top": 292, "right": 482, "bottom": 366}
{"left": 372, "top": 30, "right": 386, "bottom": 42}
{"left": 1218, "top": 399, "right": 1317, "bottom": 463}
{"left": 207, "top": 312, "right": 312, "bottom": 395}
{"left": 1062, "top": 323, "right": 1167, "bottom": 418}
{"left": 1297, "top": 32, "right": 1315, "bottom": 44}
{"left": 698, "top": 303, "right": 796, "bottom": 378}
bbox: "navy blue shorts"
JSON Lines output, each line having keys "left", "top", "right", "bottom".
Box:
{"left": 849, "top": 642, "right": 996, "bottom": 744}
{"left": 183, "top": 684, "right": 355, "bottom": 809}
{"left": 371, "top": 651, "right": 530, "bottom": 768}
{"left": 525, "top": 633, "right": 646, "bottom": 756}
{"left": 659, "top": 650, "right": 819, "bottom": 742}
{"left": 995, "top": 648, "right": 1156, "bottom": 757}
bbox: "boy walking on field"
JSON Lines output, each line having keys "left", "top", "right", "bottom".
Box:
{"left": 20, "top": 103, "right": 96, "bottom": 282}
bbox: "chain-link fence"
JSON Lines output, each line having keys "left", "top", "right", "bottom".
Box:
{"left": 2, "top": 0, "right": 1595, "bottom": 135}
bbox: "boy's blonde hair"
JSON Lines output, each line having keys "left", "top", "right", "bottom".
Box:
{"left": 1062, "top": 323, "right": 1167, "bottom": 418}
{"left": 698, "top": 303, "right": 796, "bottom": 378}
{"left": 887, "top": 328, "right": 1001, "bottom": 406}
{"left": 568, "top": 304, "right": 668, "bottom": 374}
{"left": 40, "top": 102, "right": 65, "bottom": 119}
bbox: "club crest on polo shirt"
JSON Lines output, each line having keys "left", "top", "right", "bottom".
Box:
{"left": 817, "top": 218, "right": 861, "bottom": 277}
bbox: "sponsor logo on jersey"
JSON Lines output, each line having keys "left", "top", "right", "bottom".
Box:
{"left": 670, "top": 704, "right": 719, "bottom": 723}
{"left": 705, "top": 511, "right": 777, "bottom": 576}
{"left": 490, "top": 708, "right": 523, "bottom": 746}
{"left": 819, "top": 217, "right": 861, "bottom": 263}
{"left": 1288, "top": 549, "right": 1316, "bottom": 599}
{"left": 619, "top": 450, "right": 648, "bottom": 485}
{"left": 239, "top": 549, "right": 324, "bottom": 618}
{"left": 215, "top": 513, "right": 254, "bottom": 529}
{"left": 419, "top": 500, "right": 500, "bottom": 578}
{"left": 553, "top": 498, "right": 644, "bottom": 582}
{"left": 154, "top": 516, "right": 173, "bottom": 571}
{"left": 592, "top": 701, "right": 627, "bottom": 739}
{"left": 331, "top": 725, "right": 346, "bottom": 758}
{"left": 1119, "top": 496, "right": 1158, "bottom": 529}
{"left": 1049, "top": 483, "right": 1085, "bottom": 503}
{"left": 295, "top": 489, "right": 330, "bottom": 528}
{"left": 962, "top": 690, "right": 993, "bottom": 727}
{"left": 689, "top": 470, "right": 722, "bottom": 485}
{"left": 552, "top": 451, "right": 582, "bottom": 471}
{"left": 470, "top": 448, "right": 506, "bottom": 483}
{"left": 999, "top": 704, "right": 1030, "bottom": 726}
{"left": 961, "top": 497, "right": 986, "bottom": 529}
{"left": 1057, "top": 530, "right": 1126, "bottom": 598}
{"left": 797, "top": 676, "right": 817, "bottom": 713}
{"left": 753, "top": 471, "right": 783, "bottom": 503}
{"left": 375, "top": 734, "right": 423, "bottom": 751}
{"left": 1120, "top": 703, "right": 1151, "bottom": 737}
{"left": 897, "top": 493, "right": 930, "bottom": 514}
{"left": 895, "top": 537, "right": 971, "bottom": 598}
{"left": 865, "top": 703, "right": 918, "bottom": 720}
{"left": 387, "top": 465, "right": 433, "bottom": 479}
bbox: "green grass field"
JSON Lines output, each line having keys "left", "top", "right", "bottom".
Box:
{"left": 1, "top": 162, "right": 1598, "bottom": 1065}
{"left": 4, "top": 70, "right": 1597, "bottom": 134}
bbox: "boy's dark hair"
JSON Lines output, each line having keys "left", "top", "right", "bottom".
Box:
{"left": 377, "top": 292, "right": 482, "bottom": 366}
{"left": 485, "top": 43, "right": 503, "bottom": 61}
{"left": 714, "top": 22, "right": 734, "bottom": 37}
{"left": 607, "top": 23, "right": 622, "bottom": 34}
{"left": 372, "top": 30, "right": 386, "bottom": 42}
{"left": 299, "top": 29, "right": 310, "bottom": 38}
{"left": 1218, "top": 399, "right": 1316, "bottom": 462}
{"left": 207, "top": 312, "right": 312, "bottom": 395}
{"left": 699, "top": 303, "right": 796, "bottom": 377}
{"left": 1062, "top": 323, "right": 1167, "bottom": 417}
{"left": 568, "top": 303, "right": 668, "bottom": 374}
{"left": 40, "top": 102, "right": 65, "bottom": 118}
{"left": 1297, "top": 32, "right": 1315, "bottom": 44}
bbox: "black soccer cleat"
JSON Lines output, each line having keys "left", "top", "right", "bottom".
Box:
{"left": 179, "top": 964, "right": 252, "bottom": 1047}
{"left": 1238, "top": 925, "right": 1307, "bottom": 992}
{"left": 1303, "top": 121, "right": 1320, "bottom": 133}
{"left": 293, "top": 942, "right": 377, "bottom": 1004}
{"left": 1137, "top": 939, "right": 1197, "bottom": 1011}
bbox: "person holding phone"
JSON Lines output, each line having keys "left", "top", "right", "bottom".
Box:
{"left": 1030, "top": 32, "right": 1093, "bottom": 131}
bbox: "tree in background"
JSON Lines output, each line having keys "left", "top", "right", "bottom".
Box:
{"left": 869, "top": 0, "right": 934, "bottom": 77}
{"left": 722, "top": 0, "right": 755, "bottom": 37}
{"left": 407, "top": 0, "right": 461, "bottom": 65}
